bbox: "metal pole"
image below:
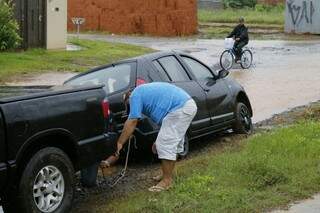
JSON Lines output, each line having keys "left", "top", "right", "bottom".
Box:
{"left": 77, "top": 23, "right": 80, "bottom": 38}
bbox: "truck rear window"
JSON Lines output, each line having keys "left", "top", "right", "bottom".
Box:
{"left": 65, "top": 63, "right": 135, "bottom": 94}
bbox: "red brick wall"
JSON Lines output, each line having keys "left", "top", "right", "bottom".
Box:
{"left": 68, "top": 0, "right": 197, "bottom": 36}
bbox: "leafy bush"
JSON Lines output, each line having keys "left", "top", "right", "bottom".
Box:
{"left": 0, "top": 0, "right": 21, "bottom": 51}
{"left": 255, "top": 3, "right": 285, "bottom": 12}
{"left": 223, "top": 0, "right": 258, "bottom": 8}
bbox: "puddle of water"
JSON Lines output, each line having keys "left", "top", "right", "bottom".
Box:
{"left": 272, "top": 194, "right": 320, "bottom": 213}
{"left": 180, "top": 47, "right": 208, "bottom": 53}
{"left": 67, "top": 44, "right": 85, "bottom": 51}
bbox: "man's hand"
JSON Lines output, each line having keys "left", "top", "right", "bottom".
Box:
{"left": 100, "top": 159, "right": 110, "bottom": 168}
{"left": 100, "top": 155, "right": 120, "bottom": 168}
{"left": 115, "top": 119, "right": 138, "bottom": 155}
{"left": 152, "top": 143, "right": 157, "bottom": 154}
{"left": 116, "top": 142, "right": 123, "bottom": 156}
{"left": 236, "top": 38, "right": 240, "bottom": 41}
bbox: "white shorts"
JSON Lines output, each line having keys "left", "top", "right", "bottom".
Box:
{"left": 155, "top": 99, "right": 197, "bottom": 161}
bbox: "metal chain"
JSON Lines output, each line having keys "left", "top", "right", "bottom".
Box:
{"left": 100, "top": 135, "right": 135, "bottom": 188}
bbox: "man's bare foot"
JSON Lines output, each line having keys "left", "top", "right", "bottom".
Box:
{"left": 152, "top": 174, "right": 163, "bottom": 182}
{"left": 148, "top": 179, "right": 172, "bottom": 192}
{"left": 157, "top": 179, "right": 172, "bottom": 189}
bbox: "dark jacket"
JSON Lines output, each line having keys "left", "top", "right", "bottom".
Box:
{"left": 227, "top": 24, "right": 249, "bottom": 43}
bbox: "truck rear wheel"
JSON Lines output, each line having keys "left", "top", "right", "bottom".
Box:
{"left": 3, "top": 147, "right": 75, "bottom": 213}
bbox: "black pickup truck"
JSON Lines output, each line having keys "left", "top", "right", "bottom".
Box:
{"left": 0, "top": 85, "right": 117, "bottom": 213}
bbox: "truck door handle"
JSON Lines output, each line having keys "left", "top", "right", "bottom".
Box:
{"left": 204, "top": 88, "right": 210, "bottom": 92}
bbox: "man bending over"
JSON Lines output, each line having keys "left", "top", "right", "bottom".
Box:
{"left": 107, "top": 82, "right": 197, "bottom": 192}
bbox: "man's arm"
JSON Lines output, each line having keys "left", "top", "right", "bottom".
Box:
{"left": 116, "top": 119, "right": 138, "bottom": 153}
{"left": 100, "top": 119, "right": 138, "bottom": 167}
{"left": 227, "top": 26, "right": 237, "bottom": 38}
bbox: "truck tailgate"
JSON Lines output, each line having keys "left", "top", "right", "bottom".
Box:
{"left": 0, "top": 110, "right": 7, "bottom": 192}
{"left": 0, "top": 86, "right": 51, "bottom": 100}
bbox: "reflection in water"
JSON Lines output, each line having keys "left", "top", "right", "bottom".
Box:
{"left": 151, "top": 39, "right": 320, "bottom": 122}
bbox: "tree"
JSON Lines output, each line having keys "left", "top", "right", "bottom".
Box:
{"left": 0, "top": 0, "right": 21, "bottom": 51}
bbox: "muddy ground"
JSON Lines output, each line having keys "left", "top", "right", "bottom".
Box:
{"left": 70, "top": 100, "right": 320, "bottom": 213}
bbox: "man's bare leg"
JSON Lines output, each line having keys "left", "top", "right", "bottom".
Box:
{"left": 157, "top": 159, "right": 175, "bottom": 188}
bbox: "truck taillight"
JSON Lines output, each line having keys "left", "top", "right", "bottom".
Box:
{"left": 136, "top": 78, "right": 146, "bottom": 86}
{"left": 101, "top": 99, "right": 110, "bottom": 118}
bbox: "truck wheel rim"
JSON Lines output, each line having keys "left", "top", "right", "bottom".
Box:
{"left": 33, "top": 165, "right": 65, "bottom": 212}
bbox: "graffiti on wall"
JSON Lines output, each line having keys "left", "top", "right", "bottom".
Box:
{"left": 287, "top": 0, "right": 315, "bottom": 26}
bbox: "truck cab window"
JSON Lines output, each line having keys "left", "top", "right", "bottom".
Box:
{"left": 66, "top": 63, "right": 135, "bottom": 94}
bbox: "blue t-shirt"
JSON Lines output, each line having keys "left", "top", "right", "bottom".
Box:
{"left": 128, "top": 82, "right": 191, "bottom": 124}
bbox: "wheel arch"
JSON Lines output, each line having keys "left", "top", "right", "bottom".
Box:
{"left": 15, "top": 129, "right": 79, "bottom": 179}
{"left": 236, "top": 91, "right": 253, "bottom": 117}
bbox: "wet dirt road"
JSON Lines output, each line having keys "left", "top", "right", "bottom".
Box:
{"left": 74, "top": 34, "right": 320, "bottom": 123}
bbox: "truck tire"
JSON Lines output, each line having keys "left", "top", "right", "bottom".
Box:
{"left": 232, "top": 102, "right": 253, "bottom": 134}
{"left": 3, "top": 147, "right": 75, "bottom": 213}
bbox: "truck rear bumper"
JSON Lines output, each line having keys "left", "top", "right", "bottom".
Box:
{"left": 77, "top": 132, "right": 117, "bottom": 169}
{"left": 0, "top": 163, "right": 7, "bottom": 194}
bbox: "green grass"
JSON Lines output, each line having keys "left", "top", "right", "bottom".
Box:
{"left": 199, "top": 26, "right": 320, "bottom": 40}
{"left": 198, "top": 8, "right": 285, "bottom": 25}
{"left": 0, "top": 39, "right": 152, "bottom": 83}
{"left": 199, "top": 26, "right": 233, "bottom": 39}
{"left": 197, "top": 8, "right": 320, "bottom": 40}
{"left": 100, "top": 120, "right": 320, "bottom": 212}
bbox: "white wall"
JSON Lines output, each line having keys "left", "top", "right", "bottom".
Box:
{"left": 46, "top": 0, "right": 67, "bottom": 49}
{"left": 285, "top": 0, "right": 320, "bottom": 34}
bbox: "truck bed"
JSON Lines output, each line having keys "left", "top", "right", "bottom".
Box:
{"left": 0, "top": 85, "right": 103, "bottom": 103}
{"left": 0, "top": 86, "right": 50, "bottom": 99}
